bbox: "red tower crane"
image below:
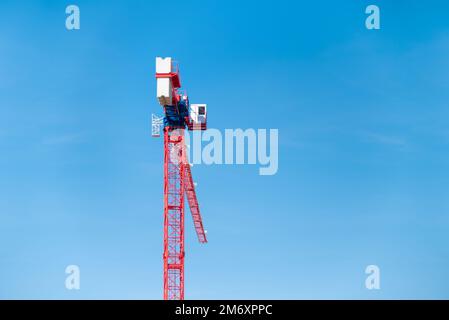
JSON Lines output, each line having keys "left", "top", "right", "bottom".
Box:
{"left": 155, "top": 57, "right": 208, "bottom": 300}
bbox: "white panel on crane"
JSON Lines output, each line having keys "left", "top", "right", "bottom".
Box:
{"left": 157, "top": 78, "right": 172, "bottom": 106}
{"left": 156, "top": 57, "right": 172, "bottom": 73}
{"left": 156, "top": 57, "right": 173, "bottom": 106}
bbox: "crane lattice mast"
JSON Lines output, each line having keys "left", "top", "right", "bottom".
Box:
{"left": 155, "top": 57, "right": 208, "bottom": 300}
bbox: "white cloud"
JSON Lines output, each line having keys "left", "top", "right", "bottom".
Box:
{"left": 363, "top": 132, "right": 407, "bottom": 147}
{"left": 41, "top": 133, "right": 83, "bottom": 146}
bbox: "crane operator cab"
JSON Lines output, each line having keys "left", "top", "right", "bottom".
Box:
{"left": 188, "top": 104, "right": 207, "bottom": 130}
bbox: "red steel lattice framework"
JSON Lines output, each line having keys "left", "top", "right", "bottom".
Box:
{"left": 163, "top": 128, "right": 185, "bottom": 300}
{"left": 157, "top": 57, "right": 207, "bottom": 300}
{"left": 163, "top": 127, "right": 207, "bottom": 300}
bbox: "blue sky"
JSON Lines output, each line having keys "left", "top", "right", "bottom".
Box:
{"left": 1, "top": 0, "right": 449, "bottom": 299}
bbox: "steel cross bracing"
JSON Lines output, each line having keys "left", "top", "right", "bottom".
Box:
{"left": 163, "top": 127, "right": 207, "bottom": 300}
{"left": 163, "top": 128, "right": 185, "bottom": 300}
{"left": 184, "top": 160, "right": 207, "bottom": 244}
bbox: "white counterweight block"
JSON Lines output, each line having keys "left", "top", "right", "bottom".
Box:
{"left": 156, "top": 57, "right": 173, "bottom": 106}
{"left": 157, "top": 77, "right": 172, "bottom": 106}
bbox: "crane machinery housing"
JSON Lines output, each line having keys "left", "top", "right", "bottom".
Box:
{"left": 155, "top": 57, "right": 208, "bottom": 300}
